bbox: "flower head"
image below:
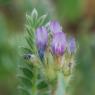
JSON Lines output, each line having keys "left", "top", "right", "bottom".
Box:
{"left": 36, "top": 26, "right": 48, "bottom": 62}
{"left": 67, "top": 36, "right": 76, "bottom": 53}
{"left": 51, "top": 32, "right": 67, "bottom": 56}
{"left": 36, "top": 26, "right": 48, "bottom": 50}
{"left": 50, "top": 20, "right": 62, "bottom": 34}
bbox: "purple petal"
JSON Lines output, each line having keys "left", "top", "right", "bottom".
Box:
{"left": 67, "top": 36, "right": 76, "bottom": 53}
{"left": 50, "top": 20, "right": 62, "bottom": 34}
{"left": 36, "top": 26, "right": 48, "bottom": 49}
{"left": 51, "top": 32, "right": 67, "bottom": 56}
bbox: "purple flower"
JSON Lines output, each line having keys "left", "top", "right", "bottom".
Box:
{"left": 50, "top": 20, "right": 62, "bottom": 34}
{"left": 51, "top": 32, "right": 67, "bottom": 56}
{"left": 67, "top": 36, "right": 76, "bottom": 53}
{"left": 36, "top": 26, "right": 48, "bottom": 50}
{"left": 36, "top": 26, "right": 48, "bottom": 62}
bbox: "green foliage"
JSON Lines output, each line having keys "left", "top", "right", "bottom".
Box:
{"left": 24, "top": 9, "right": 47, "bottom": 54}
{"left": 17, "top": 9, "right": 52, "bottom": 95}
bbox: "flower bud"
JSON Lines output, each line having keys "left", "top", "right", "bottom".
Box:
{"left": 36, "top": 26, "right": 48, "bottom": 61}
{"left": 36, "top": 26, "right": 48, "bottom": 50}
{"left": 51, "top": 32, "right": 67, "bottom": 56}
{"left": 67, "top": 36, "right": 76, "bottom": 54}
{"left": 50, "top": 20, "right": 62, "bottom": 34}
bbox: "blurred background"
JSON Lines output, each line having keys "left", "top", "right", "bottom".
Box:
{"left": 0, "top": 0, "right": 95, "bottom": 95}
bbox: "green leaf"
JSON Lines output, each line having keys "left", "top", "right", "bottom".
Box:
{"left": 26, "top": 14, "right": 33, "bottom": 26}
{"left": 37, "top": 14, "right": 47, "bottom": 26}
{"left": 31, "top": 8, "right": 38, "bottom": 20}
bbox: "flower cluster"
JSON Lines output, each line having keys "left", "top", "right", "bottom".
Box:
{"left": 35, "top": 20, "right": 76, "bottom": 64}
{"left": 22, "top": 9, "right": 77, "bottom": 95}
